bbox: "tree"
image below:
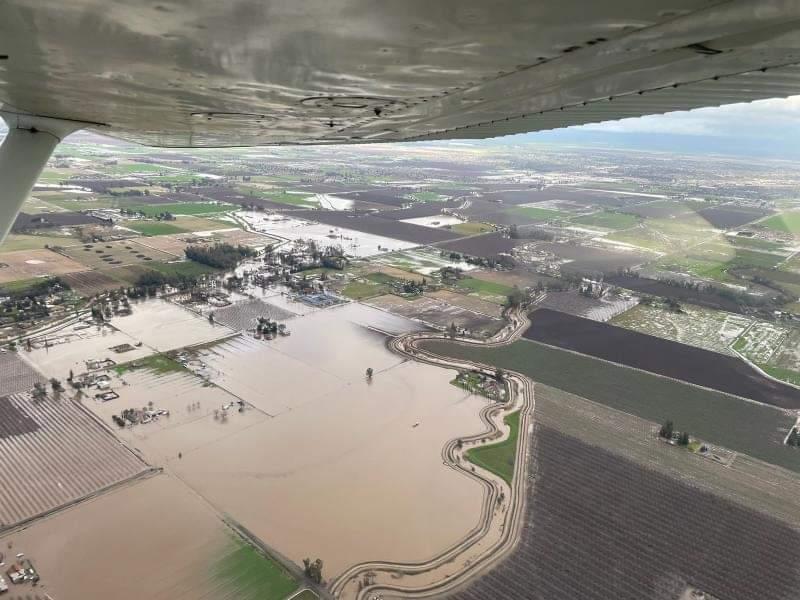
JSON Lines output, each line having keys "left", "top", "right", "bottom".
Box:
{"left": 50, "top": 378, "right": 63, "bottom": 393}
{"left": 366, "top": 367, "right": 373, "bottom": 379}
{"left": 303, "top": 557, "right": 323, "bottom": 584}
{"left": 448, "top": 322, "right": 457, "bottom": 339}
{"left": 68, "top": 369, "right": 74, "bottom": 382}
{"left": 495, "top": 368, "right": 505, "bottom": 382}
{"left": 505, "top": 286, "right": 525, "bottom": 308}
{"left": 678, "top": 431, "right": 690, "bottom": 446}
{"left": 658, "top": 420, "right": 674, "bottom": 440}
{"left": 32, "top": 381, "right": 47, "bottom": 400}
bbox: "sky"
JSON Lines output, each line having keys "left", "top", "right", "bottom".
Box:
{"left": 515, "top": 95, "right": 800, "bottom": 159}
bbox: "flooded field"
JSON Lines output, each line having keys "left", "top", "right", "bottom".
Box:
{"left": 367, "top": 293, "right": 504, "bottom": 337}
{"left": 106, "top": 303, "right": 487, "bottom": 576}
{"left": 112, "top": 299, "right": 234, "bottom": 352}
{"left": 237, "top": 211, "right": 416, "bottom": 257}
{"left": 0, "top": 386, "right": 148, "bottom": 528}
{"left": 0, "top": 474, "right": 301, "bottom": 600}
{"left": 27, "top": 322, "right": 152, "bottom": 380}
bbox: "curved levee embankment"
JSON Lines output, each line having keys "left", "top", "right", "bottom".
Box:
{"left": 330, "top": 310, "right": 537, "bottom": 599}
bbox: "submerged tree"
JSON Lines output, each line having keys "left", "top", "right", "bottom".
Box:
{"left": 658, "top": 420, "right": 674, "bottom": 440}
{"left": 32, "top": 381, "right": 47, "bottom": 400}
{"left": 366, "top": 367, "right": 373, "bottom": 379}
{"left": 303, "top": 557, "right": 324, "bottom": 584}
{"left": 448, "top": 322, "right": 457, "bottom": 339}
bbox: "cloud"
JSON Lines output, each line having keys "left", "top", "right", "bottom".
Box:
{"left": 578, "top": 95, "right": 800, "bottom": 138}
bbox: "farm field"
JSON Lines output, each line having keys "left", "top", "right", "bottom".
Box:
{"left": 123, "top": 221, "right": 189, "bottom": 235}
{"left": 61, "top": 269, "right": 126, "bottom": 296}
{"left": 570, "top": 210, "right": 639, "bottom": 230}
{"left": 0, "top": 473, "right": 302, "bottom": 600}
{"left": 607, "top": 215, "right": 719, "bottom": 253}
{"left": 760, "top": 210, "right": 800, "bottom": 235}
{"left": 0, "top": 350, "right": 46, "bottom": 396}
{"left": 452, "top": 424, "right": 800, "bottom": 600}
{"left": 454, "top": 276, "right": 514, "bottom": 304}
{"left": 371, "top": 248, "right": 479, "bottom": 276}
{"left": 420, "top": 338, "right": 800, "bottom": 473}
{"left": 212, "top": 298, "right": 296, "bottom": 330}
{"left": 733, "top": 320, "right": 791, "bottom": 364}
{"left": 696, "top": 205, "right": 770, "bottom": 228}
{"left": 367, "top": 293, "right": 504, "bottom": 337}
{"left": 524, "top": 309, "right": 800, "bottom": 409}
{"left": 532, "top": 385, "right": 800, "bottom": 526}
{"left": 465, "top": 411, "right": 519, "bottom": 484}
{"left": 606, "top": 274, "right": 745, "bottom": 313}
{"left": 536, "top": 289, "right": 638, "bottom": 321}
{"left": 536, "top": 242, "right": 651, "bottom": 274}
{"left": 428, "top": 289, "right": 504, "bottom": 318}
{"left": 769, "top": 329, "right": 800, "bottom": 373}
{"left": 618, "top": 199, "right": 697, "bottom": 219}
{"left": 449, "top": 221, "right": 494, "bottom": 235}
{"left": 60, "top": 240, "right": 177, "bottom": 269}
{"left": 111, "top": 299, "right": 234, "bottom": 352}
{"left": 0, "top": 248, "right": 89, "bottom": 283}
{"left": 1, "top": 232, "right": 81, "bottom": 253}
{"left": 434, "top": 232, "right": 519, "bottom": 258}
{"left": 129, "top": 202, "right": 236, "bottom": 216}
{"left": 0, "top": 385, "right": 149, "bottom": 528}
{"left": 655, "top": 242, "right": 786, "bottom": 283}
{"left": 510, "top": 206, "right": 566, "bottom": 222}
{"left": 290, "top": 209, "right": 461, "bottom": 245}
{"left": 612, "top": 302, "right": 751, "bottom": 355}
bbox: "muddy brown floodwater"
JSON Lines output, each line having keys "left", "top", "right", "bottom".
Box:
{"left": 100, "top": 303, "right": 488, "bottom": 577}
{"left": 0, "top": 474, "right": 238, "bottom": 600}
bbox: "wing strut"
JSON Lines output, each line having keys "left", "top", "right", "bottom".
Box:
{"left": 0, "top": 112, "right": 84, "bottom": 243}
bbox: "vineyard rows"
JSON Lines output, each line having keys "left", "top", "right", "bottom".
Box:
{"left": 451, "top": 424, "right": 800, "bottom": 600}
{"left": 0, "top": 392, "right": 149, "bottom": 529}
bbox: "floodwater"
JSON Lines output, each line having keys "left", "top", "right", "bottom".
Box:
{"left": 0, "top": 474, "right": 236, "bottom": 600}
{"left": 26, "top": 299, "right": 233, "bottom": 379}
{"left": 112, "top": 299, "right": 235, "bottom": 352}
{"left": 109, "top": 303, "right": 488, "bottom": 576}
{"left": 237, "top": 210, "right": 416, "bottom": 257}
{"left": 26, "top": 322, "right": 151, "bottom": 379}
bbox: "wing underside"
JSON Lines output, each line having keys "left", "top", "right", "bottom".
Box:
{"left": 1, "top": 0, "right": 800, "bottom": 147}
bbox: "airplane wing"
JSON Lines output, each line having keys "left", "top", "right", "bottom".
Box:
{"left": 1, "top": 0, "right": 800, "bottom": 147}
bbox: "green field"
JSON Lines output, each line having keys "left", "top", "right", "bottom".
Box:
{"left": 421, "top": 339, "right": 800, "bottom": 473}
{"left": 213, "top": 537, "right": 299, "bottom": 600}
{"left": 760, "top": 211, "right": 800, "bottom": 234}
{"left": 760, "top": 364, "right": 800, "bottom": 387}
{"left": 365, "top": 272, "right": 403, "bottom": 285}
{"left": 0, "top": 233, "right": 79, "bottom": 252}
{"left": 115, "top": 353, "right": 187, "bottom": 376}
{"left": 236, "top": 187, "right": 317, "bottom": 207}
{"left": 129, "top": 202, "right": 235, "bottom": 216}
{"left": 571, "top": 211, "right": 639, "bottom": 230}
{"left": 455, "top": 277, "right": 513, "bottom": 300}
{"left": 410, "top": 191, "right": 444, "bottom": 202}
{"left": 147, "top": 260, "right": 219, "bottom": 279}
{"left": 450, "top": 222, "right": 494, "bottom": 235}
{"left": 655, "top": 243, "right": 785, "bottom": 283}
{"left": 123, "top": 221, "right": 188, "bottom": 236}
{"left": 511, "top": 206, "right": 565, "bottom": 221}
{"left": 342, "top": 280, "right": 384, "bottom": 300}
{"left": 465, "top": 411, "right": 520, "bottom": 484}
